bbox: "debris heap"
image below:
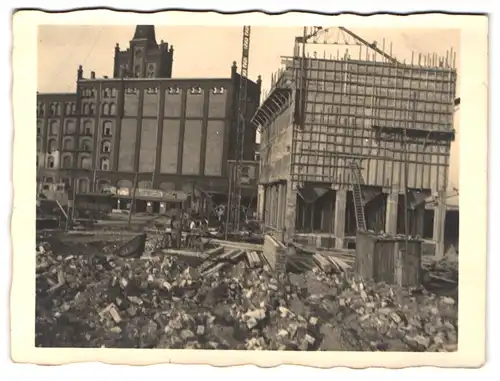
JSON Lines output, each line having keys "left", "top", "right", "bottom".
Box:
{"left": 35, "top": 238, "right": 458, "bottom": 351}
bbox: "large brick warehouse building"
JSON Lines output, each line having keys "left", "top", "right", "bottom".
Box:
{"left": 37, "top": 25, "right": 261, "bottom": 212}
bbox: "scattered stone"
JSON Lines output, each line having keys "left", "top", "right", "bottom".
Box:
{"left": 246, "top": 317, "right": 258, "bottom": 329}
{"left": 127, "top": 296, "right": 143, "bottom": 305}
{"left": 35, "top": 234, "right": 458, "bottom": 351}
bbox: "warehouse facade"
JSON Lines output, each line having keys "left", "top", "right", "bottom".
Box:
{"left": 37, "top": 25, "right": 261, "bottom": 212}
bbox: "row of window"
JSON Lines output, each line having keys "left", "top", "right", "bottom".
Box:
{"left": 120, "top": 63, "right": 156, "bottom": 79}
{"left": 36, "top": 101, "right": 119, "bottom": 118}
{"left": 37, "top": 88, "right": 229, "bottom": 120}
{"left": 128, "top": 86, "right": 227, "bottom": 95}
{"left": 38, "top": 120, "right": 114, "bottom": 137}
{"left": 42, "top": 155, "right": 111, "bottom": 171}
{"left": 81, "top": 88, "right": 120, "bottom": 99}
{"left": 80, "top": 102, "right": 118, "bottom": 116}
{"left": 39, "top": 139, "right": 113, "bottom": 154}
{"left": 80, "top": 85, "right": 227, "bottom": 98}
{"left": 37, "top": 86, "right": 228, "bottom": 117}
{"left": 37, "top": 102, "right": 77, "bottom": 118}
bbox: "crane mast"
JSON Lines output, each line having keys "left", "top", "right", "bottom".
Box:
{"left": 226, "top": 26, "right": 251, "bottom": 236}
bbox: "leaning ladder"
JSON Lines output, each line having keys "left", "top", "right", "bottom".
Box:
{"left": 349, "top": 160, "right": 367, "bottom": 231}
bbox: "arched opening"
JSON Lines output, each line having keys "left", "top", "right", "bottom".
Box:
{"left": 89, "top": 103, "right": 95, "bottom": 115}
{"left": 79, "top": 155, "right": 91, "bottom": 169}
{"left": 64, "top": 120, "right": 76, "bottom": 134}
{"left": 78, "top": 178, "right": 90, "bottom": 193}
{"left": 37, "top": 121, "right": 42, "bottom": 136}
{"left": 47, "top": 156, "right": 55, "bottom": 168}
{"left": 102, "top": 141, "right": 112, "bottom": 153}
{"left": 109, "top": 103, "right": 117, "bottom": 115}
{"left": 101, "top": 103, "right": 109, "bottom": 115}
{"left": 100, "top": 157, "right": 110, "bottom": 171}
{"left": 37, "top": 138, "right": 42, "bottom": 152}
{"left": 48, "top": 139, "right": 57, "bottom": 153}
{"left": 62, "top": 155, "right": 72, "bottom": 168}
{"left": 49, "top": 120, "right": 58, "bottom": 135}
{"left": 83, "top": 103, "right": 90, "bottom": 115}
{"left": 103, "top": 121, "right": 113, "bottom": 136}
{"left": 80, "top": 139, "right": 92, "bottom": 152}
{"left": 37, "top": 104, "right": 43, "bottom": 117}
{"left": 63, "top": 138, "right": 73, "bottom": 151}
{"left": 83, "top": 121, "right": 93, "bottom": 136}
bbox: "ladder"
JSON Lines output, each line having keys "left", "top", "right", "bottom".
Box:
{"left": 349, "top": 160, "right": 367, "bottom": 231}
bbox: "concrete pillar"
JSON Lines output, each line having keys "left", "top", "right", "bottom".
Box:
{"left": 276, "top": 183, "right": 283, "bottom": 230}
{"left": 433, "top": 192, "right": 447, "bottom": 258}
{"left": 273, "top": 185, "right": 278, "bottom": 228}
{"left": 281, "top": 183, "right": 287, "bottom": 232}
{"left": 414, "top": 204, "right": 425, "bottom": 238}
{"left": 385, "top": 192, "right": 398, "bottom": 235}
{"left": 334, "top": 189, "right": 347, "bottom": 249}
{"left": 283, "top": 180, "right": 297, "bottom": 243}
{"left": 257, "top": 185, "right": 265, "bottom": 221}
{"left": 269, "top": 185, "right": 274, "bottom": 227}
{"left": 276, "top": 184, "right": 282, "bottom": 229}
{"left": 264, "top": 185, "right": 270, "bottom": 225}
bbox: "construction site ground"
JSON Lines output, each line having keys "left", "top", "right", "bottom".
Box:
{"left": 36, "top": 218, "right": 458, "bottom": 351}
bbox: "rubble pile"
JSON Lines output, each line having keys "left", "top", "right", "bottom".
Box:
{"left": 325, "top": 273, "right": 458, "bottom": 351}
{"left": 35, "top": 240, "right": 458, "bottom": 351}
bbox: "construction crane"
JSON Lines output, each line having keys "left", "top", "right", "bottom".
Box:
{"left": 225, "top": 26, "right": 251, "bottom": 238}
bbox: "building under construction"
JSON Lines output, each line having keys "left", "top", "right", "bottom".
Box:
{"left": 252, "top": 27, "right": 457, "bottom": 258}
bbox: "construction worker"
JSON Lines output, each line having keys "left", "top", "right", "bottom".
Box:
{"left": 184, "top": 216, "right": 194, "bottom": 248}
{"left": 170, "top": 215, "right": 181, "bottom": 249}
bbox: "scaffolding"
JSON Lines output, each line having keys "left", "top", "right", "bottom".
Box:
{"left": 285, "top": 26, "right": 457, "bottom": 193}
{"left": 250, "top": 27, "right": 457, "bottom": 251}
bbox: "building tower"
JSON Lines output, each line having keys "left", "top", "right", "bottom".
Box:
{"left": 113, "top": 25, "right": 174, "bottom": 78}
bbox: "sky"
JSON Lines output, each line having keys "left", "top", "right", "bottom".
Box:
{"left": 37, "top": 25, "right": 460, "bottom": 192}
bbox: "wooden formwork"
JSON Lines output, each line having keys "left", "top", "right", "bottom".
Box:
{"left": 282, "top": 56, "right": 457, "bottom": 193}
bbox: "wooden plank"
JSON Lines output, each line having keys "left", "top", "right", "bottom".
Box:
{"left": 197, "top": 249, "right": 241, "bottom": 273}
{"left": 161, "top": 249, "right": 209, "bottom": 260}
{"left": 200, "top": 250, "right": 245, "bottom": 276}
{"left": 210, "top": 239, "right": 263, "bottom": 252}
{"left": 246, "top": 250, "right": 261, "bottom": 268}
{"left": 313, "top": 254, "right": 333, "bottom": 273}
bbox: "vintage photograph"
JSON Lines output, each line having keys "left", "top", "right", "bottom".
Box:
{"left": 33, "top": 23, "right": 462, "bottom": 352}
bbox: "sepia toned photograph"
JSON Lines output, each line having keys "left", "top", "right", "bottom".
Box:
{"left": 11, "top": 10, "right": 487, "bottom": 367}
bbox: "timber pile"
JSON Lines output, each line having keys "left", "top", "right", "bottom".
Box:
{"left": 422, "top": 255, "right": 459, "bottom": 284}
{"left": 35, "top": 236, "right": 458, "bottom": 351}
